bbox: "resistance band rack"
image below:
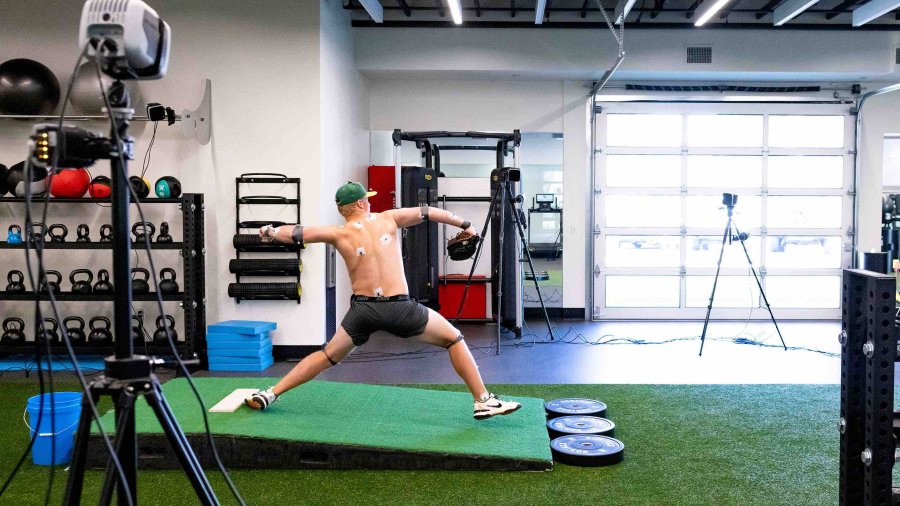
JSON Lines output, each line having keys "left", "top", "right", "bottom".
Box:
{"left": 839, "top": 268, "right": 900, "bottom": 505}
{"left": 0, "top": 193, "right": 208, "bottom": 365}
{"left": 231, "top": 173, "right": 302, "bottom": 303}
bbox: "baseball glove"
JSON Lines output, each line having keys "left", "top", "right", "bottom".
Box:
{"left": 447, "top": 231, "right": 480, "bottom": 261}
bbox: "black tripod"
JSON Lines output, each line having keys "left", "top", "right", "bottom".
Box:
{"left": 699, "top": 194, "right": 787, "bottom": 356}
{"left": 63, "top": 81, "right": 219, "bottom": 505}
{"left": 458, "top": 168, "right": 555, "bottom": 354}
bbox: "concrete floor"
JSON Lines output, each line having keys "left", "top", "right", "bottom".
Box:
{"left": 198, "top": 319, "right": 844, "bottom": 385}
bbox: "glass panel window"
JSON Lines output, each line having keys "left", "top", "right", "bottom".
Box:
{"left": 768, "top": 116, "right": 844, "bottom": 149}
{"left": 767, "top": 196, "right": 842, "bottom": 229}
{"left": 768, "top": 156, "right": 843, "bottom": 189}
{"left": 606, "top": 276, "right": 680, "bottom": 307}
{"left": 605, "top": 196, "right": 682, "bottom": 228}
{"left": 766, "top": 236, "right": 842, "bottom": 269}
{"left": 686, "top": 195, "right": 762, "bottom": 229}
{"left": 686, "top": 115, "right": 763, "bottom": 148}
{"left": 686, "top": 276, "right": 760, "bottom": 308}
{"left": 607, "top": 114, "right": 682, "bottom": 147}
{"left": 766, "top": 276, "right": 841, "bottom": 308}
{"left": 606, "top": 155, "right": 681, "bottom": 188}
{"left": 685, "top": 236, "right": 761, "bottom": 268}
{"left": 686, "top": 156, "right": 763, "bottom": 188}
{"left": 605, "top": 236, "right": 681, "bottom": 267}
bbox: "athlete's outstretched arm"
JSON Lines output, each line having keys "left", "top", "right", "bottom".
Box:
{"left": 259, "top": 224, "right": 337, "bottom": 245}
{"left": 388, "top": 207, "right": 478, "bottom": 236}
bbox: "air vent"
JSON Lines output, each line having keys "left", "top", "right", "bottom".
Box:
{"left": 686, "top": 46, "right": 712, "bottom": 64}
{"left": 895, "top": 47, "right": 900, "bottom": 64}
{"left": 625, "top": 84, "right": 822, "bottom": 93}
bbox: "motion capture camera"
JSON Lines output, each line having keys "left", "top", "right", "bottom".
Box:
{"left": 29, "top": 124, "right": 115, "bottom": 169}
{"left": 79, "top": 0, "right": 171, "bottom": 80}
{"left": 496, "top": 168, "right": 521, "bottom": 182}
{"left": 731, "top": 231, "right": 750, "bottom": 242}
{"left": 722, "top": 192, "right": 738, "bottom": 207}
{"left": 146, "top": 102, "right": 176, "bottom": 125}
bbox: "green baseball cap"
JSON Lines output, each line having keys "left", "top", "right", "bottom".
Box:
{"left": 335, "top": 181, "right": 377, "bottom": 206}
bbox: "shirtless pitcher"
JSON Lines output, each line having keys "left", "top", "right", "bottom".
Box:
{"left": 244, "top": 181, "right": 521, "bottom": 420}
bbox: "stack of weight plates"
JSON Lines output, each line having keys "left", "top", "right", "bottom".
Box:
{"left": 544, "top": 398, "right": 624, "bottom": 467}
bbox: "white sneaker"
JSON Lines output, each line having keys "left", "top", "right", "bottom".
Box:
{"left": 474, "top": 393, "right": 521, "bottom": 420}
{"left": 245, "top": 388, "right": 278, "bottom": 411}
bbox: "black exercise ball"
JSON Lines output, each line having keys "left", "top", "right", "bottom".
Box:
{"left": 0, "top": 59, "right": 61, "bottom": 115}
{"left": 0, "top": 164, "right": 8, "bottom": 197}
{"left": 7, "top": 161, "right": 48, "bottom": 197}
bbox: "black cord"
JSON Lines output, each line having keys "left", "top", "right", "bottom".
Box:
{"left": 140, "top": 121, "right": 158, "bottom": 179}
{"left": 91, "top": 50, "right": 247, "bottom": 506}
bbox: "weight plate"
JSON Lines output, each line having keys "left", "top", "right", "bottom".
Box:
{"left": 547, "top": 416, "right": 615, "bottom": 439}
{"left": 544, "top": 398, "right": 607, "bottom": 418}
{"left": 550, "top": 435, "right": 624, "bottom": 467}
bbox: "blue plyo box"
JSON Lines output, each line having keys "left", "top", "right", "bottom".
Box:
{"left": 208, "top": 320, "right": 276, "bottom": 336}
{"left": 208, "top": 354, "right": 273, "bottom": 366}
{"left": 207, "top": 356, "right": 274, "bottom": 372}
{"left": 207, "top": 336, "right": 273, "bottom": 351}
{"left": 207, "top": 344, "right": 274, "bottom": 359}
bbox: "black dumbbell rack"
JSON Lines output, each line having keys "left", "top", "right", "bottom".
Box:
{"left": 0, "top": 193, "right": 207, "bottom": 365}
{"left": 232, "top": 173, "right": 302, "bottom": 303}
{"left": 839, "top": 269, "right": 900, "bottom": 506}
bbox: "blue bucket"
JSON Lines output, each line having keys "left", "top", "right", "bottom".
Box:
{"left": 25, "top": 392, "right": 82, "bottom": 466}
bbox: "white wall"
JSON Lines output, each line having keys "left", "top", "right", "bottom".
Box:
{"left": 0, "top": 1, "right": 343, "bottom": 347}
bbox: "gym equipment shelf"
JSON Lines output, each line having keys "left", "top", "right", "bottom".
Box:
{"left": 232, "top": 173, "right": 302, "bottom": 303}
{"left": 0, "top": 193, "right": 208, "bottom": 365}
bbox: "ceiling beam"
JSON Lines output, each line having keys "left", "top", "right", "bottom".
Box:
{"left": 615, "top": 0, "right": 639, "bottom": 23}
{"left": 581, "top": 0, "right": 590, "bottom": 17}
{"left": 686, "top": 0, "right": 704, "bottom": 18}
{"left": 434, "top": 0, "right": 446, "bottom": 17}
{"left": 473, "top": 0, "right": 481, "bottom": 17}
{"left": 397, "top": 0, "right": 411, "bottom": 17}
{"left": 825, "top": 0, "right": 864, "bottom": 19}
{"left": 755, "top": 0, "right": 783, "bottom": 18}
{"left": 511, "top": 0, "right": 517, "bottom": 18}
{"left": 773, "top": 0, "right": 820, "bottom": 24}
{"left": 358, "top": 0, "right": 384, "bottom": 22}
{"left": 852, "top": 0, "right": 900, "bottom": 24}
{"left": 650, "top": 0, "right": 667, "bottom": 18}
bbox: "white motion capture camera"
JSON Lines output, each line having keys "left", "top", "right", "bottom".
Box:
{"left": 79, "top": 0, "right": 171, "bottom": 80}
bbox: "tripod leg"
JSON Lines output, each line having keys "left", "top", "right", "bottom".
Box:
{"left": 144, "top": 381, "right": 219, "bottom": 505}
{"left": 733, "top": 224, "right": 787, "bottom": 350}
{"left": 496, "top": 183, "right": 506, "bottom": 355}
{"left": 700, "top": 220, "right": 731, "bottom": 356}
{"left": 99, "top": 390, "right": 136, "bottom": 506}
{"left": 454, "top": 185, "right": 498, "bottom": 323}
{"left": 63, "top": 390, "right": 101, "bottom": 506}
{"left": 504, "top": 184, "right": 555, "bottom": 341}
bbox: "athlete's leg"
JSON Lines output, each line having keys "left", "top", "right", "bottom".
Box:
{"left": 413, "top": 308, "right": 488, "bottom": 401}
{"left": 271, "top": 326, "right": 356, "bottom": 396}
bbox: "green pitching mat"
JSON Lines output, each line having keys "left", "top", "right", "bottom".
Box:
{"left": 88, "top": 378, "right": 552, "bottom": 471}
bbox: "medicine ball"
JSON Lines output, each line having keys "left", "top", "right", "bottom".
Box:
{"left": 88, "top": 175, "right": 112, "bottom": 199}
{"left": 154, "top": 176, "right": 182, "bottom": 198}
{"left": 49, "top": 168, "right": 91, "bottom": 198}
{"left": 0, "top": 59, "right": 61, "bottom": 115}
{"left": 0, "top": 164, "right": 8, "bottom": 197}
{"left": 129, "top": 176, "right": 151, "bottom": 199}
{"left": 69, "top": 62, "right": 142, "bottom": 115}
{"left": 7, "top": 161, "right": 48, "bottom": 197}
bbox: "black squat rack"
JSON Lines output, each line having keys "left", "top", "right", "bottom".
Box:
{"left": 0, "top": 193, "right": 207, "bottom": 364}
{"left": 230, "top": 173, "right": 302, "bottom": 303}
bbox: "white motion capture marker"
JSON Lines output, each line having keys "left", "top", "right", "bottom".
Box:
{"left": 356, "top": 247, "right": 366, "bottom": 256}
{"left": 353, "top": 221, "right": 363, "bottom": 229}
{"left": 380, "top": 234, "right": 392, "bottom": 245}
{"left": 366, "top": 214, "right": 377, "bottom": 222}
{"left": 374, "top": 287, "right": 384, "bottom": 296}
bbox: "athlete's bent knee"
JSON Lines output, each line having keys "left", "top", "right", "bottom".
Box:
{"left": 444, "top": 334, "right": 464, "bottom": 350}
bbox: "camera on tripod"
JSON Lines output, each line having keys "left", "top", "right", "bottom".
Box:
{"left": 722, "top": 192, "right": 738, "bottom": 207}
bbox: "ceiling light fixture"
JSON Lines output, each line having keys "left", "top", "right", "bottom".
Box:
{"left": 447, "top": 0, "right": 463, "bottom": 24}
{"left": 694, "top": 0, "right": 730, "bottom": 26}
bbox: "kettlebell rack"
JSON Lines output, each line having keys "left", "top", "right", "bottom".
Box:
{"left": 231, "top": 173, "right": 302, "bottom": 303}
{"left": 0, "top": 193, "right": 208, "bottom": 365}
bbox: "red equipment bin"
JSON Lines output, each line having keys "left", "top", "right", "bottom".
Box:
{"left": 438, "top": 275, "right": 487, "bottom": 319}
{"left": 367, "top": 165, "right": 396, "bottom": 212}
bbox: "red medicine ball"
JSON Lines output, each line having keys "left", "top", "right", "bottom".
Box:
{"left": 49, "top": 168, "right": 91, "bottom": 198}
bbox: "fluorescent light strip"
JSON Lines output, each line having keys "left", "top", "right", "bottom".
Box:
{"left": 694, "top": 0, "right": 730, "bottom": 26}
{"left": 447, "top": 0, "right": 463, "bottom": 24}
{"left": 852, "top": 0, "right": 900, "bottom": 26}
{"left": 773, "top": 0, "right": 820, "bottom": 25}
{"left": 535, "top": 0, "right": 547, "bottom": 24}
{"left": 358, "top": 0, "right": 384, "bottom": 23}
{"left": 614, "top": 0, "right": 638, "bottom": 24}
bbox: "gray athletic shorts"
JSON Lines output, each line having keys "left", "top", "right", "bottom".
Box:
{"left": 341, "top": 294, "right": 430, "bottom": 346}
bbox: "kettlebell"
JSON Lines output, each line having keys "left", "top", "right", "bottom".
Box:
{"left": 75, "top": 224, "right": 91, "bottom": 243}
{"left": 1, "top": 318, "right": 25, "bottom": 345}
{"left": 131, "top": 267, "right": 150, "bottom": 294}
{"left": 6, "top": 225, "right": 22, "bottom": 245}
{"left": 6, "top": 270, "right": 25, "bottom": 293}
{"left": 153, "top": 315, "right": 178, "bottom": 344}
{"left": 99, "top": 224, "right": 113, "bottom": 243}
{"left": 47, "top": 223, "right": 68, "bottom": 243}
{"left": 157, "top": 221, "right": 173, "bottom": 243}
{"left": 131, "top": 222, "right": 155, "bottom": 243}
{"left": 93, "top": 269, "right": 113, "bottom": 294}
{"left": 28, "top": 222, "right": 47, "bottom": 246}
{"left": 63, "top": 317, "right": 87, "bottom": 345}
{"left": 70, "top": 269, "right": 93, "bottom": 294}
{"left": 39, "top": 270, "right": 62, "bottom": 295}
{"left": 37, "top": 318, "right": 59, "bottom": 344}
{"left": 131, "top": 314, "right": 145, "bottom": 344}
{"left": 159, "top": 268, "right": 179, "bottom": 294}
{"left": 88, "top": 317, "right": 112, "bottom": 346}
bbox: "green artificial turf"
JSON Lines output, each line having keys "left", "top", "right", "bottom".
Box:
{"left": 0, "top": 381, "right": 842, "bottom": 505}
{"left": 90, "top": 378, "right": 551, "bottom": 465}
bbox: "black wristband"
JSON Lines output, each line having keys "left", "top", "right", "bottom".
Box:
{"left": 460, "top": 221, "right": 471, "bottom": 230}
